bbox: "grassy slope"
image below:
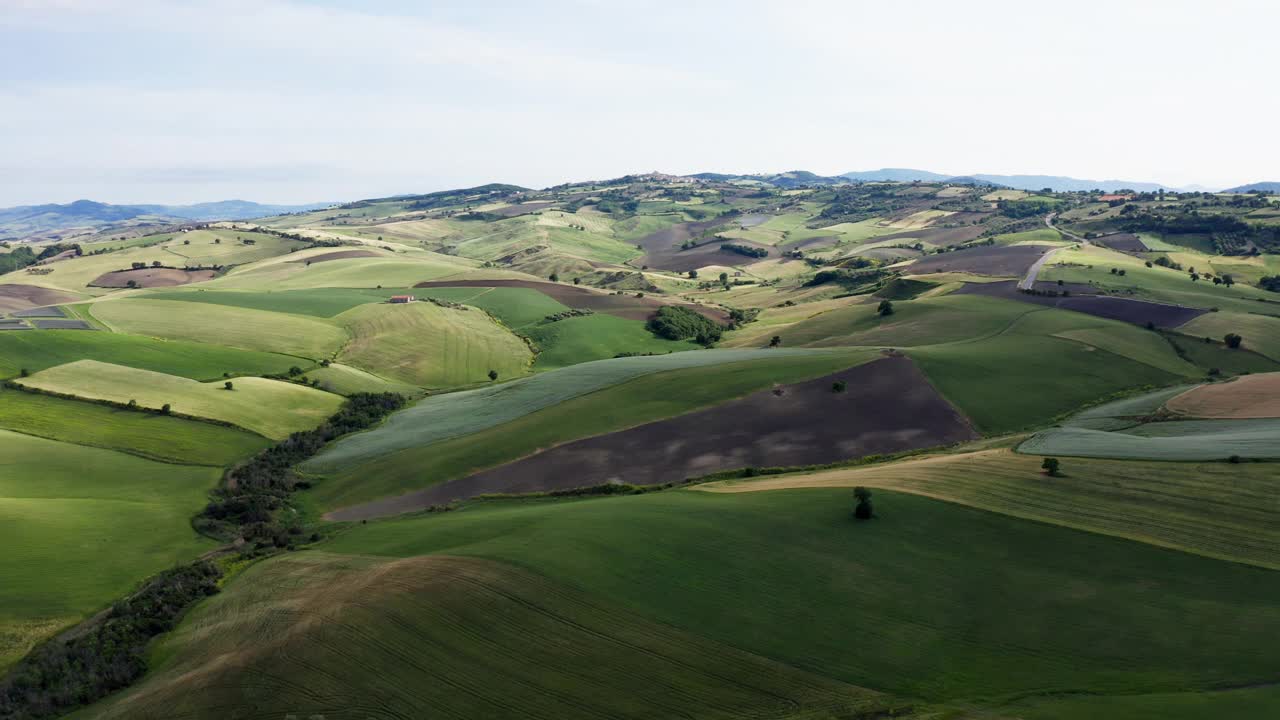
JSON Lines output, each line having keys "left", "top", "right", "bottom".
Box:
{"left": 325, "top": 489, "right": 1280, "bottom": 704}
{"left": 80, "top": 552, "right": 892, "bottom": 720}
{"left": 91, "top": 298, "right": 348, "bottom": 359}
{"left": 306, "top": 349, "right": 875, "bottom": 512}
{"left": 18, "top": 360, "right": 343, "bottom": 440}
{"left": 302, "top": 348, "right": 836, "bottom": 476}
{"left": 1022, "top": 420, "right": 1280, "bottom": 461}
{"left": 303, "top": 362, "right": 424, "bottom": 397}
{"left": 1041, "top": 245, "right": 1280, "bottom": 317}
{"left": 208, "top": 253, "right": 485, "bottom": 290}
{"left": 1177, "top": 311, "right": 1280, "bottom": 361}
{"left": 0, "top": 330, "right": 301, "bottom": 381}
{"left": 702, "top": 448, "right": 1280, "bottom": 571}
{"left": 0, "top": 430, "right": 217, "bottom": 670}
{"left": 525, "top": 314, "right": 695, "bottom": 369}
{"left": 334, "top": 301, "right": 533, "bottom": 387}
{"left": 910, "top": 308, "right": 1184, "bottom": 433}
{"left": 764, "top": 294, "right": 1033, "bottom": 348}
{"left": 0, "top": 386, "right": 267, "bottom": 465}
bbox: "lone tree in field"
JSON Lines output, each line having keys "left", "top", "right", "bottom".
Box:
{"left": 832, "top": 380, "right": 847, "bottom": 393}
{"left": 1041, "top": 457, "right": 1061, "bottom": 477}
{"left": 853, "top": 487, "right": 874, "bottom": 520}
{"left": 878, "top": 300, "right": 894, "bottom": 317}
{"left": 1224, "top": 333, "right": 1243, "bottom": 349}
{"left": 488, "top": 369, "right": 498, "bottom": 381}
{"left": 769, "top": 335, "right": 781, "bottom": 347}
{"left": 549, "top": 272, "right": 560, "bottom": 282}
{"left": 160, "top": 403, "right": 171, "bottom": 415}
{"left": 223, "top": 380, "right": 234, "bottom": 391}
{"left": 688, "top": 269, "right": 699, "bottom": 279}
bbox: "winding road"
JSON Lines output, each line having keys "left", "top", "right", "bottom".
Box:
{"left": 1017, "top": 213, "right": 1085, "bottom": 291}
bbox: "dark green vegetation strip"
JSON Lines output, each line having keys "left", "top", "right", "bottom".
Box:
{"left": 0, "top": 330, "right": 302, "bottom": 381}
{"left": 0, "top": 394, "right": 404, "bottom": 719}
{"left": 327, "top": 489, "right": 1280, "bottom": 704}
{"left": 0, "top": 387, "right": 268, "bottom": 465}
{"left": 307, "top": 350, "right": 874, "bottom": 512}
{"left": 0, "top": 564, "right": 220, "bottom": 720}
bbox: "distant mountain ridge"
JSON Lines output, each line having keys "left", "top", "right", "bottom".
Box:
{"left": 841, "top": 169, "right": 1190, "bottom": 192}
{"left": 0, "top": 199, "right": 332, "bottom": 240}
{"left": 1223, "top": 182, "right": 1280, "bottom": 193}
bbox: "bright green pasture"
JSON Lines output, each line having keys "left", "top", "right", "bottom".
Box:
{"left": 305, "top": 350, "right": 874, "bottom": 512}
{"left": 0, "top": 430, "right": 217, "bottom": 670}
{"left": 0, "top": 386, "right": 267, "bottom": 464}
{"left": 0, "top": 329, "right": 301, "bottom": 380}
{"left": 91, "top": 298, "right": 348, "bottom": 359}
{"left": 334, "top": 301, "right": 532, "bottom": 387}
{"left": 328, "top": 489, "right": 1280, "bottom": 704}
{"left": 18, "top": 360, "right": 342, "bottom": 440}
{"left": 526, "top": 314, "right": 695, "bottom": 369}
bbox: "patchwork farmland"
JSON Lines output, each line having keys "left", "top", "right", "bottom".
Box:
{"left": 1, "top": 172, "right": 1278, "bottom": 720}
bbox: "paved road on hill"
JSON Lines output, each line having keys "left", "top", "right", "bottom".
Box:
{"left": 1017, "top": 214, "right": 1084, "bottom": 290}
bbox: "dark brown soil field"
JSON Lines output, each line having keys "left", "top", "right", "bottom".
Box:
{"left": 871, "top": 224, "right": 988, "bottom": 248}
{"left": 32, "top": 319, "right": 94, "bottom": 330}
{"left": 414, "top": 279, "right": 729, "bottom": 322}
{"left": 290, "top": 249, "right": 382, "bottom": 263}
{"left": 631, "top": 217, "right": 766, "bottom": 271}
{"left": 905, "top": 244, "right": 1053, "bottom": 277}
{"left": 783, "top": 235, "right": 839, "bottom": 251}
{"left": 957, "top": 280, "right": 1208, "bottom": 327}
{"left": 12, "top": 305, "right": 67, "bottom": 318}
{"left": 327, "top": 355, "right": 977, "bottom": 520}
{"left": 0, "top": 284, "right": 78, "bottom": 314}
{"left": 486, "top": 201, "right": 556, "bottom": 217}
{"left": 1093, "top": 233, "right": 1148, "bottom": 252}
{"left": 90, "top": 268, "right": 217, "bottom": 288}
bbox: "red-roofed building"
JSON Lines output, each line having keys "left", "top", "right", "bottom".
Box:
{"left": 389, "top": 295, "right": 416, "bottom": 304}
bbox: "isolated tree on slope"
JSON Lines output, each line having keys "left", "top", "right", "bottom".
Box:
{"left": 878, "top": 300, "right": 894, "bottom": 316}
{"left": 853, "top": 487, "right": 874, "bottom": 520}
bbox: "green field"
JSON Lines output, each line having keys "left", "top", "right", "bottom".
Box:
{"left": 210, "top": 253, "right": 488, "bottom": 290}
{"left": 302, "top": 362, "right": 425, "bottom": 396}
{"left": 763, "top": 294, "right": 1034, "bottom": 348}
{"left": 703, "top": 448, "right": 1280, "bottom": 570}
{"left": 302, "top": 348, "right": 839, "bottom": 476}
{"left": 0, "top": 386, "right": 267, "bottom": 464}
{"left": 911, "top": 332, "right": 1178, "bottom": 433}
{"left": 1041, "top": 245, "right": 1280, "bottom": 317}
{"left": 334, "top": 301, "right": 533, "bottom": 387}
{"left": 139, "top": 286, "right": 413, "bottom": 318}
{"left": 0, "top": 329, "right": 302, "bottom": 380}
{"left": 1021, "top": 419, "right": 1280, "bottom": 461}
{"left": 306, "top": 349, "right": 875, "bottom": 512}
{"left": 80, "top": 552, "right": 892, "bottom": 720}
{"left": 1177, "top": 311, "right": 1280, "bottom": 361}
{"left": 18, "top": 360, "right": 343, "bottom": 440}
{"left": 525, "top": 313, "right": 695, "bottom": 369}
{"left": 0, "top": 430, "right": 217, "bottom": 670}
{"left": 91, "top": 298, "right": 348, "bottom": 359}
{"left": 321, "top": 488, "right": 1280, "bottom": 705}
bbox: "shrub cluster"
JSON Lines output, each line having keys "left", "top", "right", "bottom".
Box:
{"left": 720, "top": 243, "right": 768, "bottom": 258}
{"left": 646, "top": 305, "right": 724, "bottom": 345}
{"left": 543, "top": 308, "right": 594, "bottom": 322}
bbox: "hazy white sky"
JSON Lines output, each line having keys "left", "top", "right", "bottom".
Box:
{"left": 2, "top": 0, "right": 1277, "bottom": 205}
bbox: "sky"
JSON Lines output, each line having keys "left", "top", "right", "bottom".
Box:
{"left": 1, "top": 0, "right": 1277, "bottom": 206}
